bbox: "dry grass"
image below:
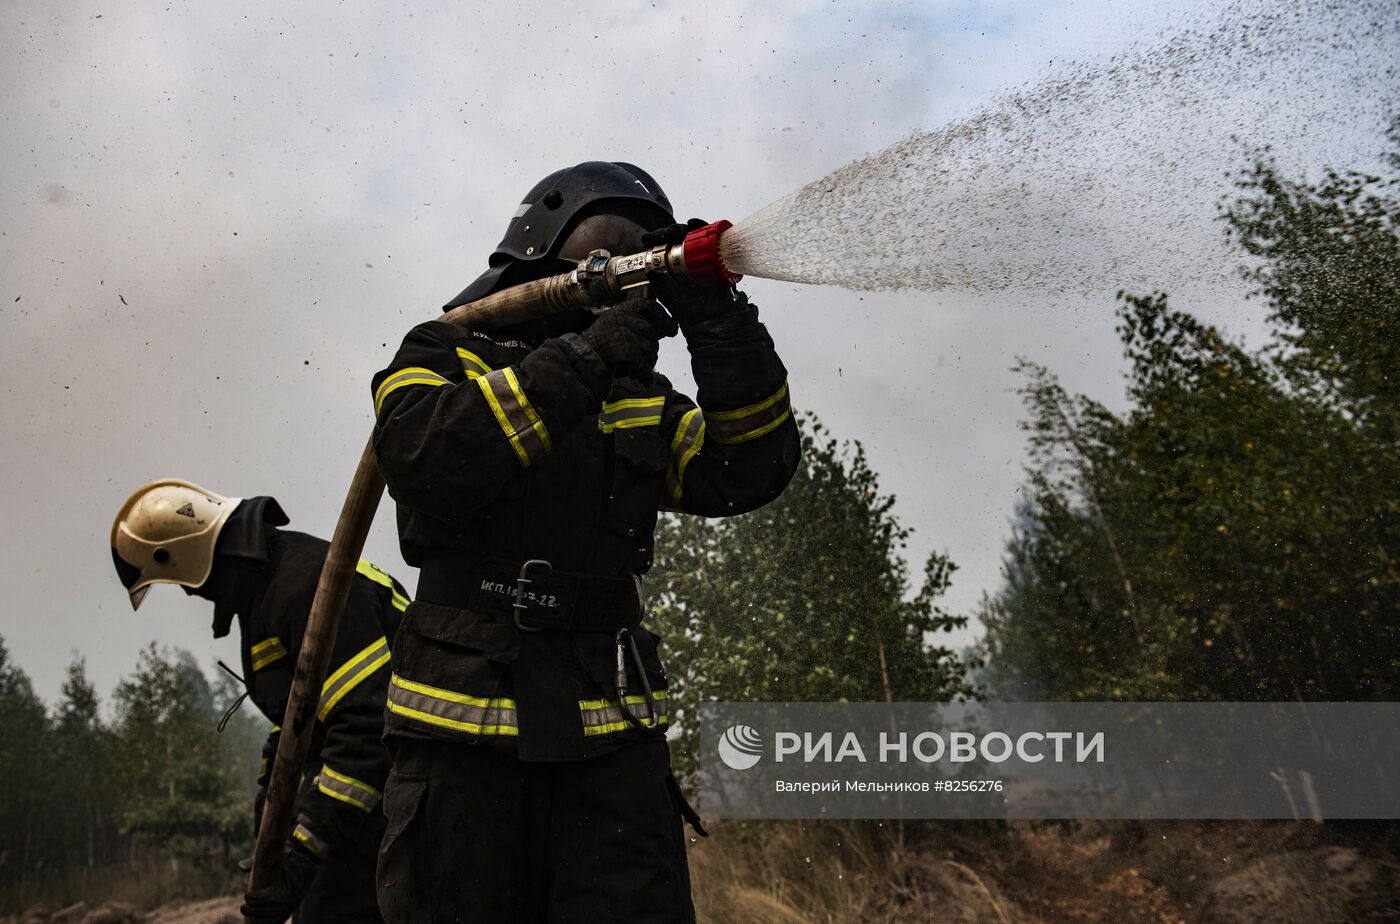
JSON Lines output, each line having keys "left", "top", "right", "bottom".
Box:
{"left": 688, "top": 820, "right": 1400, "bottom": 924}
{"left": 0, "top": 861, "right": 238, "bottom": 917}
{"left": 689, "top": 821, "right": 886, "bottom": 924}
{"left": 688, "top": 820, "right": 1027, "bottom": 924}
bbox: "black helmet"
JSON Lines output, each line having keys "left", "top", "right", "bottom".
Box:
{"left": 445, "top": 161, "right": 675, "bottom": 309}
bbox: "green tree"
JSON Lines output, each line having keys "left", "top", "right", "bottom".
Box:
{"left": 1225, "top": 120, "right": 1400, "bottom": 437}
{"left": 48, "top": 657, "right": 118, "bottom": 871}
{"left": 0, "top": 642, "right": 263, "bottom": 911}
{"left": 111, "top": 646, "right": 250, "bottom": 866}
{"left": 650, "top": 416, "right": 970, "bottom": 772}
{"left": 0, "top": 636, "right": 51, "bottom": 884}
{"left": 980, "top": 128, "right": 1400, "bottom": 702}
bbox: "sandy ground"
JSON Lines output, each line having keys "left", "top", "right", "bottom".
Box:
{"left": 144, "top": 899, "right": 239, "bottom": 924}
{"left": 2, "top": 898, "right": 238, "bottom": 924}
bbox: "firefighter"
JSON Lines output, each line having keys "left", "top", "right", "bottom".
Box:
{"left": 110, "top": 479, "right": 409, "bottom": 924}
{"left": 370, "top": 162, "right": 800, "bottom": 922}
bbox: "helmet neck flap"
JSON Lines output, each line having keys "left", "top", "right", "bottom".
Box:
{"left": 190, "top": 497, "right": 288, "bottom": 638}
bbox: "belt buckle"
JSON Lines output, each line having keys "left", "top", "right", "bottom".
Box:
{"left": 512, "top": 559, "right": 552, "bottom": 633}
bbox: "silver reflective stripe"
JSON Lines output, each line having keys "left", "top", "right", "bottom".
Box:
{"left": 599, "top": 396, "right": 665, "bottom": 433}
{"left": 704, "top": 381, "right": 792, "bottom": 444}
{"left": 664, "top": 408, "right": 706, "bottom": 506}
{"left": 456, "top": 347, "right": 493, "bottom": 380}
{"left": 476, "top": 368, "right": 553, "bottom": 467}
{"left": 317, "top": 637, "right": 391, "bottom": 720}
{"left": 374, "top": 366, "right": 452, "bottom": 415}
{"left": 386, "top": 673, "right": 520, "bottom": 737}
{"left": 579, "top": 692, "right": 670, "bottom": 737}
{"left": 251, "top": 637, "right": 288, "bottom": 671}
{"left": 292, "top": 818, "right": 327, "bottom": 857}
{"left": 316, "top": 765, "right": 382, "bottom": 813}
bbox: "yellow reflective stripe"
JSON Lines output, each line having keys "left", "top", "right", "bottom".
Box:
{"left": 317, "top": 765, "right": 382, "bottom": 812}
{"left": 704, "top": 381, "right": 792, "bottom": 444}
{"left": 389, "top": 672, "right": 515, "bottom": 709}
{"left": 603, "top": 396, "right": 667, "bottom": 411}
{"left": 704, "top": 382, "right": 789, "bottom": 421}
{"left": 355, "top": 558, "right": 394, "bottom": 589}
{"left": 455, "top": 347, "right": 493, "bottom": 380}
{"left": 476, "top": 375, "right": 530, "bottom": 466}
{"left": 356, "top": 559, "right": 410, "bottom": 612}
{"left": 292, "top": 821, "right": 326, "bottom": 857}
{"left": 583, "top": 715, "right": 670, "bottom": 736}
{"left": 374, "top": 367, "right": 452, "bottom": 415}
{"left": 386, "top": 700, "right": 522, "bottom": 736}
{"left": 599, "top": 414, "right": 664, "bottom": 433}
{"left": 476, "top": 368, "right": 552, "bottom": 467}
{"left": 676, "top": 417, "right": 706, "bottom": 476}
{"left": 317, "top": 637, "right": 391, "bottom": 720}
{"left": 502, "top": 368, "right": 553, "bottom": 452}
{"left": 666, "top": 408, "right": 706, "bottom": 505}
{"left": 599, "top": 395, "right": 666, "bottom": 433}
{"left": 577, "top": 690, "right": 669, "bottom": 710}
{"left": 607, "top": 416, "right": 662, "bottom": 431}
{"left": 722, "top": 409, "right": 792, "bottom": 444}
{"left": 322, "top": 766, "right": 382, "bottom": 801}
{"left": 318, "top": 783, "right": 372, "bottom": 811}
{"left": 386, "top": 673, "right": 520, "bottom": 736}
{"left": 579, "top": 692, "right": 670, "bottom": 736}
{"left": 251, "top": 637, "right": 288, "bottom": 671}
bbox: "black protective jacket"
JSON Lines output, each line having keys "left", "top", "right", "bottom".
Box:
{"left": 238, "top": 528, "right": 409, "bottom": 860}
{"left": 371, "top": 298, "right": 799, "bottom": 761}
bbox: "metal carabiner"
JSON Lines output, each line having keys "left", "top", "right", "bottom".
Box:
{"left": 614, "top": 627, "right": 663, "bottom": 734}
{"left": 512, "top": 559, "right": 552, "bottom": 633}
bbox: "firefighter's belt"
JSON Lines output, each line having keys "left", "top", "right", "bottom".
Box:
{"left": 417, "top": 555, "right": 644, "bottom": 634}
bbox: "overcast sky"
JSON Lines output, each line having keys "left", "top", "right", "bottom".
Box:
{"left": 2, "top": 0, "right": 1392, "bottom": 704}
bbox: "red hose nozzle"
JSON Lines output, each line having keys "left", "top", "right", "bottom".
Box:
{"left": 680, "top": 220, "right": 742, "bottom": 287}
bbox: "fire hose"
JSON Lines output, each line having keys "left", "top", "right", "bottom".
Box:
{"left": 245, "top": 220, "right": 741, "bottom": 912}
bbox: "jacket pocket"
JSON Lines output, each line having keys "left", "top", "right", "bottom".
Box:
{"left": 378, "top": 772, "right": 427, "bottom": 856}
{"left": 402, "top": 600, "right": 518, "bottom": 663}
{"left": 377, "top": 771, "right": 429, "bottom": 919}
{"left": 386, "top": 603, "right": 517, "bottom": 742}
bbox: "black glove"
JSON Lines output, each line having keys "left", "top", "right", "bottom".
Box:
{"left": 240, "top": 845, "right": 320, "bottom": 924}
{"left": 639, "top": 218, "right": 709, "bottom": 249}
{"left": 580, "top": 297, "right": 673, "bottom": 378}
{"left": 641, "top": 218, "right": 744, "bottom": 329}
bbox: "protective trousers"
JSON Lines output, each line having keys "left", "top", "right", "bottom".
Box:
{"left": 377, "top": 737, "right": 695, "bottom": 924}
{"left": 296, "top": 813, "right": 385, "bottom": 923}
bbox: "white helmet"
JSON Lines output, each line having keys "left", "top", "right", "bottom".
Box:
{"left": 111, "top": 479, "right": 242, "bottom": 610}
